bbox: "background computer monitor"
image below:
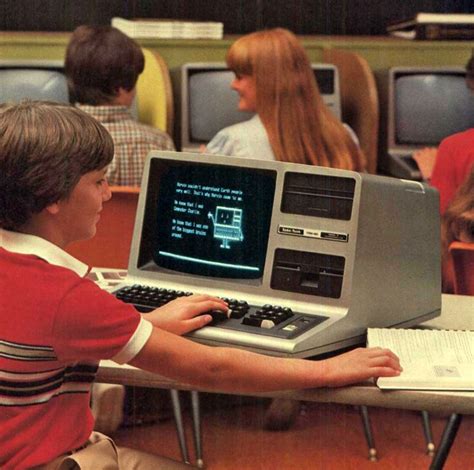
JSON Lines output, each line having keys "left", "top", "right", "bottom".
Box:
{"left": 0, "top": 59, "right": 140, "bottom": 119}
{"left": 174, "top": 62, "right": 342, "bottom": 152}
{"left": 388, "top": 66, "right": 474, "bottom": 150}
{"left": 379, "top": 66, "right": 474, "bottom": 179}
{"left": 0, "top": 60, "right": 69, "bottom": 104}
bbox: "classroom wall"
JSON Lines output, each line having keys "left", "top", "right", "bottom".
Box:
{"left": 1, "top": 0, "right": 473, "bottom": 35}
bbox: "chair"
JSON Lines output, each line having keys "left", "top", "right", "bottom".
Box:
{"left": 449, "top": 241, "right": 474, "bottom": 295}
{"left": 136, "top": 48, "right": 174, "bottom": 136}
{"left": 66, "top": 186, "right": 139, "bottom": 269}
{"left": 322, "top": 48, "right": 380, "bottom": 174}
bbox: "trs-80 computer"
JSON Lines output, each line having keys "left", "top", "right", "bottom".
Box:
{"left": 113, "top": 151, "right": 441, "bottom": 358}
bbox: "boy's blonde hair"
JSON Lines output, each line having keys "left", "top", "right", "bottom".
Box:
{"left": 0, "top": 101, "right": 114, "bottom": 230}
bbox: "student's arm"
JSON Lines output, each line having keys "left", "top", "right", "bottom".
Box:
{"left": 129, "top": 327, "right": 401, "bottom": 393}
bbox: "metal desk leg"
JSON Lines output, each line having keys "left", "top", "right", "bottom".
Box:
{"left": 421, "top": 410, "right": 435, "bottom": 456}
{"left": 430, "top": 413, "right": 463, "bottom": 470}
{"left": 170, "top": 389, "right": 190, "bottom": 464}
{"left": 359, "top": 406, "right": 377, "bottom": 461}
{"left": 191, "top": 390, "right": 204, "bottom": 468}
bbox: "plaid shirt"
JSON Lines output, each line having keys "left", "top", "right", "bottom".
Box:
{"left": 77, "top": 105, "right": 175, "bottom": 186}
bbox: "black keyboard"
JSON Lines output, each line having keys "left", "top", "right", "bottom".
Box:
{"left": 114, "top": 284, "right": 328, "bottom": 338}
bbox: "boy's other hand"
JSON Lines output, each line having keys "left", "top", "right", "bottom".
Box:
{"left": 146, "top": 294, "right": 229, "bottom": 335}
{"left": 322, "top": 347, "right": 402, "bottom": 387}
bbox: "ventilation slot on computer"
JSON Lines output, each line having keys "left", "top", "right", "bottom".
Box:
{"left": 281, "top": 172, "right": 356, "bottom": 220}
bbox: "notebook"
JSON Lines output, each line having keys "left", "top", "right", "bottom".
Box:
{"left": 367, "top": 328, "right": 474, "bottom": 391}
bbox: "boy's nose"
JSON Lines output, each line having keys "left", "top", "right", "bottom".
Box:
{"left": 103, "top": 181, "right": 112, "bottom": 201}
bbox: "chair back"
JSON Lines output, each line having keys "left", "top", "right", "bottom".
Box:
{"left": 66, "top": 186, "right": 140, "bottom": 269}
{"left": 135, "top": 48, "right": 174, "bottom": 135}
{"left": 448, "top": 241, "right": 474, "bottom": 295}
{"left": 322, "top": 48, "right": 379, "bottom": 174}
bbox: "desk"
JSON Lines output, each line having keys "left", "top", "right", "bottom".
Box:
{"left": 97, "top": 363, "right": 474, "bottom": 415}
{"left": 97, "top": 294, "right": 473, "bottom": 469}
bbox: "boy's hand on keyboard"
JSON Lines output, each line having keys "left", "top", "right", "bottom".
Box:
{"left": 145, "top": 294, "right": 230, "bottom": 335}
{"left": 321, "top": 347, "right": 402, "bottom": 387}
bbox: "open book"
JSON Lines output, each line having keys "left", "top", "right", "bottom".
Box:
{"left": 367, "top": 328, "right": 474, "bottom": 391}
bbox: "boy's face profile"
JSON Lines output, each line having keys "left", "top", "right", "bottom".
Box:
{"left": 53, "top": 167, "right": 111, "bottom": 247}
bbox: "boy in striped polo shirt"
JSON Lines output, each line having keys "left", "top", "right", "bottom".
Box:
{"left": 0, "top": 101, "right": 401, "bottom": 469}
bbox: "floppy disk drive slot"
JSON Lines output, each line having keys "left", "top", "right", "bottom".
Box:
{"left": 271, "top": 249, "right": 345, "bottom": 299}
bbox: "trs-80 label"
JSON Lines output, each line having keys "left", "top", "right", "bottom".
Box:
{"left": 278, "top": 225, "right": 348, "bottom": 242}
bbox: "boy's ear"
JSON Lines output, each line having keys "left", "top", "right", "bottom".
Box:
{"left": 45, "top": 201, "right": 61, "bottom": 215}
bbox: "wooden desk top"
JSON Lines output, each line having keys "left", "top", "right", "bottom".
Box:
{"left": 97, "top": 294, "right": 474, "bottom": 415}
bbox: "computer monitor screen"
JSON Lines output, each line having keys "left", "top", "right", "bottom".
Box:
{"left": 393, "top": 70, "right": 474, "bottom": 146}
{"left": 0, "top": 61, "right": 69, "bottom": 104}
{"left": 178, "top": 63, "right": 340, "bottom": 150}
{"left": 141, "top": 158, "right": 276, "bottom": 280}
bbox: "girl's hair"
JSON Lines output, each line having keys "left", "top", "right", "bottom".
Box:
{"left": 226, "top": 28, "right": 365, "bottom": 170}
{"left": 441, "top": 167, "right": 474, "bottom": 291}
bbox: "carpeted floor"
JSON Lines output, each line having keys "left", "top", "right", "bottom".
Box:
{"left": 112, "top": 394, "right": 473, "bottom": 469}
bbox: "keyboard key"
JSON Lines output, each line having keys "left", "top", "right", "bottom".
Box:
{"left": 206, "top": 309, "right": 230, "bottom": 324}
{"left": 229, "top": 308, "right": 247, "bottom": 319}
{"left": 242, "top": 317, "right": 262, "bottom": 327}
{"left": 261, "top": 319, "right": 276, "bottom": 329}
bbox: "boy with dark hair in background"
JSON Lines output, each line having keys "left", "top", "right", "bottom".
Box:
{"left": 65, "top": 25, "right": 174, "bottom": 187}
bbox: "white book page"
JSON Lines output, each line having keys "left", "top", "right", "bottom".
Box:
{"left": 367, "top": 329, "right": 474, "bottom": 390}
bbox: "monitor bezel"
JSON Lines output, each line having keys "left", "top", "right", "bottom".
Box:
{"left": 132, "top": 153, "right": 279, "bottom": 288}
{"left": 0, "top": 59, "right": 65, "bottom": 72}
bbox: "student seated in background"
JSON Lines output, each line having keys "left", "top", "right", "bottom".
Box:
{"left": 413, "top": 53, "right": 474, "bottom": 213}
{"left": 0, "top": 101, "right": 401, "bottom": 470}
{"left": 65, "top": 25, "right": 174, "bottom": 187}
{"left": 441, "top": 167, "right": 474, "bottom": 292}
{"left": 205, "top": 28, "right": 365, "bottom": 172}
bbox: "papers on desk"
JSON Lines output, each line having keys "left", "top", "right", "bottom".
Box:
{"left": 112, "top": 17, "right": 224, "bottom": 39}
{"left": 367, "top": 328, "right": 474, "bottom": 391}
